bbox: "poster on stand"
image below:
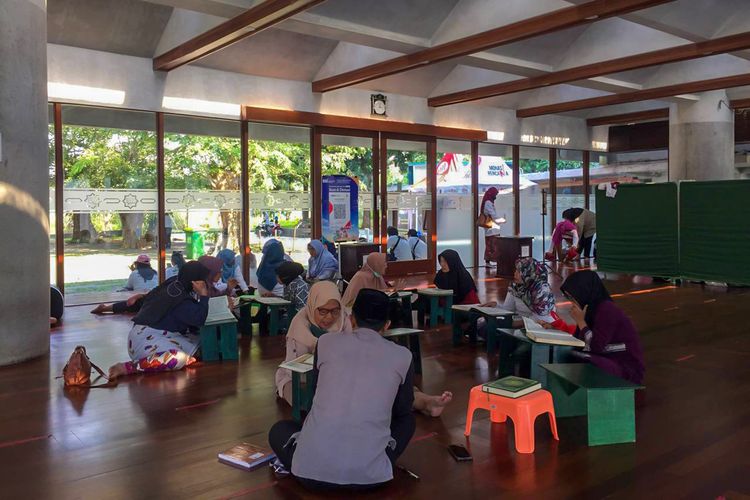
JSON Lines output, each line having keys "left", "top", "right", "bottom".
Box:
{"left": 322, "top": 175, "right": 359, "bottom": 241}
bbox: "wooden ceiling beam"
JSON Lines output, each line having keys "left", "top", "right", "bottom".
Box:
{"left": 586, "top": 108, "right": 669, "bottom": 126}
{"left": 430, "top": 31, "right": 750, "bottom": 107}
{"left": 731, "top": 98, "right": 750, "bottom": 109}
{"left": 311, "top": 0, "right": 674, "bottom": 93}
{"left": 153, "top": 0, "right": 326, "bottom": 72}
{"left": 516, "top": 73, "right": 750, "bottom": 117}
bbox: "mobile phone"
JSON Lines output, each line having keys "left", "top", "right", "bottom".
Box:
{"left": 447, "top": 444, "right": 472, "bottom": 462}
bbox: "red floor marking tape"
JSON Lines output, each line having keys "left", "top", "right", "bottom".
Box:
{"left": 411, "top": 431, "right": 438, "bottom": 443}
{"left": 0, "top": 434, "right": 51, "bottom": 449}
{"left": 675, "top": 354, "right": 695, "bottom": 362}
{"left": 175, "top": 398, "right": 220, "bottom": 411}
{"left": 219, "top": 480, "right": 278, "bottom": 499}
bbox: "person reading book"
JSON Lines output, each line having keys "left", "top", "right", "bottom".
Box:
{"left": 198, "top": 255, "right": 239, "bottom": 297}
{"left": 108, "top": 261, "right": 213, "bottom": 379}
{"left": 268, "top": 288, "right": 416, "bottom": 491}
{"left": 275, "top": 281, "right": 349, "bottom": 405}
{"left": 558, "top": 270, "right": 645, "bottom": 384}
{"left": 276, "top": 261, "right": 309, "bottom": 315}
{"left": 503, "top": 257, "right": 570, "bottom": 330}
{"left": 434, "top": 249, "right": 481, "bottom": 306}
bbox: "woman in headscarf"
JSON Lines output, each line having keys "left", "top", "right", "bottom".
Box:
{"left": 198, "top": 255, "right": 237, "bottom": 297}
{"left": 216, "top": 248, "right": 249, "bottom": 292}
{"left": 559, "top": 270, "right": 645, "bottom": 384}
{"left": 165, "top": 251, "right": 186, "bottom": 280}
{"left": 275, "top": 281, "right": 349, "bottom": 405}
{"left": 258, "top": 239, "right": 288, "bottom": 296}
{"left": 479, "top": 187, "right": 506, "bottom": 266}
{"left": 122, "top": 254, "right": 158, "bottom": 292}
{"left": 277, "top": 261, "right": 309, "bottom": 314}
{"left": 307, "top": 239, "right": 339, "bottom": 281}
{"left": 503, "top": 257, "right": 570, "bottom": 330}
{"left": 545, "top": 209, "right": 580, "bottom": 262}
{"left": 434, "top": 249, "right": 480, "bottom": 305}
{"left": 108, "top": 261, "right": 212, "bottom": 379}
{"left": 341, "top": 252, "right": 388, "bottom": 308}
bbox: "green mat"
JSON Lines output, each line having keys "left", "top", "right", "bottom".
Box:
{"left": 680, "top": 180, "right": 750, "bottom": 285}
{"left": 595, "top": 183, "right": 679, "bottom": 277}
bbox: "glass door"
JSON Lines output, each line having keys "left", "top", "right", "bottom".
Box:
{"left": 380, "top": 133, "right": 436, "bottom": 274}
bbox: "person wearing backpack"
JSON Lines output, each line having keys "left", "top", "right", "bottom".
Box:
{"left": 407, "top": 229, "right": 427, "bottom": 260}
{"left": 386, "top": 226, "right": 412, "bottom": 261}
{"left": 107, "top": 261, "right": 213, "bottom": 380}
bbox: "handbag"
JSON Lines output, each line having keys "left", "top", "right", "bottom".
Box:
{"left": 476, "top": 213, "right": 493, "bottom": 229}
{"left": 60, "top": 345, "right": 114, "bottom": 388}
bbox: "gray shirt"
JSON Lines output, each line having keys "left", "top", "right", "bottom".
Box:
{"left": 291, "top": 328, "right": 413, "bottom": 485}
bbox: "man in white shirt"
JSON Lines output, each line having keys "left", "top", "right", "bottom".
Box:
{"left": 386, "top": 226, "right": 413, "bottom": 261}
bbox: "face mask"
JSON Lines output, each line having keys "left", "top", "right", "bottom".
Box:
{"left": 373, "top": 271, "right": 382, "bottom": 278}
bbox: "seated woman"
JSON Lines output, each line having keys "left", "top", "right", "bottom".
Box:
{"left": 434, "top": 249, "right": 484, "bottom": 306}
{"left": 407, "top": 229, "right": 427, "bottom": 260}
{"left": 165, "top": 251, "right": 186, "bottom": 280}
{"left": 503, "top": 257, "right": 570, "bottom": 330}
{"left": 558, "top": 270, "right": 645, "bottom": 384}
{"left": 216, "top": 249, "right": 250, "bottom": 293}
{"left": 198, "top": 255, "right": 238, "bottom": 297}
{"left": 258, "top": 239, "right": 288, "bottom": 296}
{"left": 275, "top": 281, "right": 349, "bottom": 405}
{"left": 268, "top": 289, "right": 415, "bottom": 490}
{"left": 277, "top": 262, "right": 309, "bottom": 315}
{"left": 307, "top": 239, "right": 339, "bottom": 282}
{"left": 341, "top": 252, "right": 388, "bottom": 309}
{"left": 121, "top": 254, "right": 159, "bottom": 292}
{"left": 108, "top": 261, "right": 212, "bottom": 379}
{"left": 545, "top": 211, "right": 579, "bottom": 262}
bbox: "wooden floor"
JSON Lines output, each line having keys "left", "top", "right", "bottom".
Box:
{"left": 3, "top": 263, "right": 750, "bottom": 499}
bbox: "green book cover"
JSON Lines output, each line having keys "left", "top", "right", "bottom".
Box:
{"left": 482, "top": 376, "right": 540, "bottom": 397}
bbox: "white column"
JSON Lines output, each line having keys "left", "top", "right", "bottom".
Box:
{"left": 0, "top": 0, "right": 50, "bottom": 365}
{"left": 669, "top": 90, "right": 735, "bottom": 181}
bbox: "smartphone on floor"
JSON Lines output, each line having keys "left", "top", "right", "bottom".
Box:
{"left": 447, "top": 444, "right": 473, "bottom": 462}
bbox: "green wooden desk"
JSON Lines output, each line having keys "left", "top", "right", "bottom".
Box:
{"left": 200, "top": 318, "right": 238, "bottom": 361}
{"left": 497, "top": 329, "right": 577, "bottom": 386}
{"left": 239, "top": 295, "right": 291, "bottom": 336}
{"left": 451, "top": 305, "right": 514, "bottom": 353}
{"left": 417, "top": 288, "right": 453, "bottom": 328}
{"left": 279, "top": 358, "right": 316, "bottom": 422}
{"left": 384, "top": 327, "right": 423, "bottom": 375}
{"left": 541, "top": 363, "right": 643, "bottom": 446}
{"left": 389, "top": 291, "right": 415, "bottom": 328}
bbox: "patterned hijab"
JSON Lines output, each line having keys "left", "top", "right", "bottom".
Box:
{"left": 510, "top": 257, "right": 556, "bottom": 316}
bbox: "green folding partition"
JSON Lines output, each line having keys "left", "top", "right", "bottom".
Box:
{"left": 595, "top": 183, "right": 679, "bottom": 277}
{"left": 680, "top": 180, "right": 750, "bottom": 285}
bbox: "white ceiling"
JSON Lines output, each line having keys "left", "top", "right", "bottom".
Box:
{"left": 46, "top": 0, "right": 750, "bottom": 118}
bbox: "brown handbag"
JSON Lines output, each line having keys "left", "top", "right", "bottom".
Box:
{"left": 476, "top": 213, "right": 493, "bottom": 229}
{"left": 61, "top": 346, "right": 114, "bottom": 388}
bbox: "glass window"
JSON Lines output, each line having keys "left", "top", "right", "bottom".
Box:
{"left": 247, "top": 122, "right": 311, "bottom": 263}
{"left": 519, "top": 146, "right": 550, "bottom": 260}
{"left": 477, "top": 142, "right": 514, "bottom": 266}
{"left": 437, "top": 139, "right": 473, "bottom": 266}
{"left": 61, "top": 105, "right": 158, "bottom": 302}
{"left": 48, "top": 104, "right": 56, "bottom": 286}
{"left": 556, "top": 149, "right": 585, "bottom": 221}
{"left": 321, "top": 134, "right": 375, "bottom": 243}
{"left": 164, "top": 115, "right": 242, "bottom": 273}
{"left": 384, "top": 138, "right": 430, "bottom": 262}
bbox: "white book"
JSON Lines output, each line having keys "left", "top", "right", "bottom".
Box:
{"left": 205, "top": 296, "right": 237, "bottom": 326}
{"left": 279, "top": 353, "right": 314, "bottom": 373}
{"left": 523, "top": 317, "right": 585, "bottom": 347}
{"left": 451, "top": 304, "right": 513, "bottom": 316}
{"left": 417, "top": 288, "right": 453, "bottom": 296}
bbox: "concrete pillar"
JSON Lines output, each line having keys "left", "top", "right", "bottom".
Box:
{"left": 669, "top": 90, "right": 735, "bottom": 181}
{"left": 0, "top": 0, "right": 50, "bottom": 365}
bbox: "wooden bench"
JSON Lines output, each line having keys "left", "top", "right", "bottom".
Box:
{"left": 200, "top": 318, "right": 238, "bottom": 362}
{"left": 383, "top": 327, "right": 424, "bottom": 375}
{"left": 238, "top": 295, "right": 292, "bottom": 337}
{"left": 540, "top": 363, "right": 643, "bottom": 446}
{"left": 417, "top": 288, "right": 453, "bottom": 328}
{"left": 451, "top": 305, "right": 514, "bottom": 352}
{"left": 278, "top": 356, "right": 316, "bottom": 422}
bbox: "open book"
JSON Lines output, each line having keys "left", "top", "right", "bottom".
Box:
{"left": 279, "top": 353, "right": 314, "bottom": 373}
{"left": 451, "top": 304, "right": 513, "bottom": 317}
{"left": 205, "top": 296, "right": 237, "bottom": 325}
{"left": 523, "top": 317, "right": 585, "bottom": 347}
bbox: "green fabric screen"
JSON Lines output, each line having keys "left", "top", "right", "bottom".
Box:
{"left": 680, "top": 180, "right": 750, "bottom": 285}
{"left": 595, "top": 183, "right": 679, "bottom": 276}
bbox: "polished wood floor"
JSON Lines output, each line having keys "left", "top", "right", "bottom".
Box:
{"left": 2, "top": 262, "right": 750, "bottom": 499}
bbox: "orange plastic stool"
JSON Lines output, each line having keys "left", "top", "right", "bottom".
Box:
{"left": 464, "top": 385, "right": 559, "bottom": 454}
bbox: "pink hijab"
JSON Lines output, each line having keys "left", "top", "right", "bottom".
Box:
{"left": 341, "top": 252, "right": 388, "bottom": 307}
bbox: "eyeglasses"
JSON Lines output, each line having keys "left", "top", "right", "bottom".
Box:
{"left": 316, "top": 307, "right": 341, "bottom": 318}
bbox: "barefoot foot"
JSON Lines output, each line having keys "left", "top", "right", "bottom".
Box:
{"left": 91, "top": 304, "right": 109, "bottom": 315}
{"left": 424, "top": 391, "right": 453, "bottom": 417}
{"left": 108, "top": 362, "right": 129, "bottom": 380}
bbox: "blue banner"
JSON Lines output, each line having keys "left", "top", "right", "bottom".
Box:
{"left": 322, "top": 175, "right": 359, "bottom": 241}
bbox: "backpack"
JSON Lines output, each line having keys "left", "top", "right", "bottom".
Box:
{"left": 61, "top": 346, "right": 114, "bottom": 388}
{"left": 387, "top": 236, "right": 403, "bottom": 262}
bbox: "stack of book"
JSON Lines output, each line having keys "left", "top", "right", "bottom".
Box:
{"left": 481, "top": 376, "right": 541, "bottom": 399}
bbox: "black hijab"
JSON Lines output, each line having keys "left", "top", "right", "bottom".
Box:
{"left": 560, "top": 270, "right": 611, "bottom": 325}
{"left": 277, "top": 261, "right": 305, "bottom": 285}
{"left": 434, "top": 249, "right": 477, "bottom": 303}
{"left": 133, "top": 261, "right": 209, "bottom": 328}
{"left": 135, "top": 262, "right": 157, "bottom": 281}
